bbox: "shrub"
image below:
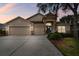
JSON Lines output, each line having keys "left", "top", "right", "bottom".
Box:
{"left": 60, "top": 33, "right": 73, "bottom": 38}
{"left": 47, "top": 32, "right": 63, "bottom": 40}
{"left": 0, "top": 29, "right": 7, "bottom": 36}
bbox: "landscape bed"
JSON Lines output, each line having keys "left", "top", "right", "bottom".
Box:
{"left": 49, "top": 38, "right": 79, "bottom": 56}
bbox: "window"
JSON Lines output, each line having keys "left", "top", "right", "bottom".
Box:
{"left": 57, "top": 26, "right": 66, "bottom": 33}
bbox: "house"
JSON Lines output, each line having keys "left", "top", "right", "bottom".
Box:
{"left": 5, "top": 12, "right": 70, "bottom": 36}
{"left": 5, "top": 13, "right": 45, "bottom": 35}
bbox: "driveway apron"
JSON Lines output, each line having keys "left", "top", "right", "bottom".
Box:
{"left": 0, "top": 36, "right": 62, "bottom": 56}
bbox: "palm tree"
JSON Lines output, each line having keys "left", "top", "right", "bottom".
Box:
{"left": 37, "top": 3, "right": 79, "bottom": 39}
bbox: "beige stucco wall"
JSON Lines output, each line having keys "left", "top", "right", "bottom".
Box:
{"left": 65, "top": 25, "right": 70, "bottom": 33}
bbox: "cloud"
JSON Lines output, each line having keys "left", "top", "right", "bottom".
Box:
{"left": 0, "top": 15, "right": 16, "bottom": 24}
{"left": 0, "top": 3, "right": 16, "bottom": 14}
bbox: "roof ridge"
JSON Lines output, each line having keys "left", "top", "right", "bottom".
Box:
{"left": 5, "top": 16, "right": 25, "bottom": 24}
{"left": 26, "top": 13, "right": 44, "bottom": 20}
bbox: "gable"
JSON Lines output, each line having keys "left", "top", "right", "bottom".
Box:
{"left": 5, "top": 17, "right": 32, "bottom": 26}
{"left": 26, "top": 13, "right": 44, "bottom": 22}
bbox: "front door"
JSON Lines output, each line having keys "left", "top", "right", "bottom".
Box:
{"left": 45, "top": 22, "right": 53, "bottom": 33}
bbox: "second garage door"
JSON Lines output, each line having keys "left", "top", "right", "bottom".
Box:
{"left": 34, "top": 23, "right": 45, "bottom": 35}
{"left": 9, "top": 26, "right": 30, "bottom": 35}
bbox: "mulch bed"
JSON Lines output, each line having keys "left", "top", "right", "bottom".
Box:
{"left": 49, "top": 39, "right": 66, "bottom": 47}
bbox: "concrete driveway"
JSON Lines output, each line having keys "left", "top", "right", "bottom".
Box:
{"left": 0, "top": 35, "right": 62, "bottom": 56}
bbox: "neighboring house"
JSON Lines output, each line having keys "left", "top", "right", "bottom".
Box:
{"left": 0, "top": 23, "right": 5, "bottom": 30}
{"left": 5, "top": 12, "right": 71, "bottom": 36}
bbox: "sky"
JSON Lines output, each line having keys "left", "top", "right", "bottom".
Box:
{"left": 0, "top": 3, "right": 38, "bottom": 24}
{"left": 0, "top": 3, "right": 73, "bottom": 24}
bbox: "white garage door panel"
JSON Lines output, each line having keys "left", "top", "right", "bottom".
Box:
{"left": 9, "top": 26, "right": 30, "bottom": 35}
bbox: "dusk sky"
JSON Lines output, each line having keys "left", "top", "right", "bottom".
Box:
{"left": 0, "top": 3, "right": 73, "bottom": 24}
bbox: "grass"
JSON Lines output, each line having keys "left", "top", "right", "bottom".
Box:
{"left": 50, "top": 38, "right": 79, "bottom": 56}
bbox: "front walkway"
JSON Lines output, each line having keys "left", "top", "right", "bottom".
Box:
{"left": 0, "top": 36, "right": 62, "bottom": 56}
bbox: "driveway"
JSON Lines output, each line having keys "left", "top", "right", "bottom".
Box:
{"left": 0, "top": 35, "right": 62, "bottom": 56}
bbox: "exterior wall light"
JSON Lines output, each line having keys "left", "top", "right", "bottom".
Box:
{"left": 46, "top": 23, "right": 52, "bottom": 26}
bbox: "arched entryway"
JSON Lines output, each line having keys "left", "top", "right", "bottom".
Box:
{"left": 42, "top": 12, "right": 57, "bottom": 33}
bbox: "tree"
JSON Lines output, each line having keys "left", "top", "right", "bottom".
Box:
{"left": 60, "top": 15, "right": 74, "bottom": 24}
{"left": 62, "top": 4, "right": 79, "bottom": 39}
{"left": 37, "top": 3, "right": 60, "bottom": 17}
{"left": 37, "top": 3, "right": 79, "bottom": 39}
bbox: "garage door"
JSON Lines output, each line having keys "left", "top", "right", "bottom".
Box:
{"left": 9, "top": 26, "right": 30, "bottom": 35}
{"left": 34, "top": 24, "right": 45, "bottom": 35}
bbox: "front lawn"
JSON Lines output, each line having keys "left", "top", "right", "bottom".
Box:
{"left": 50, "top": 38, "right": 79, "bottom": 56}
